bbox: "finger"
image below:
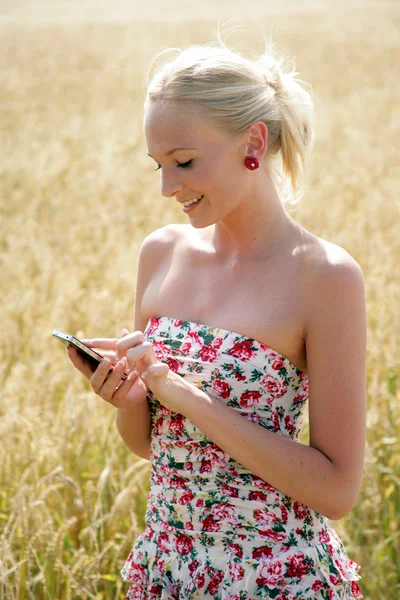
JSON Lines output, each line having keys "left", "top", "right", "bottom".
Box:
{"left": 97, "top": 350, "right": 117, "bottom": 362}
{"left": 116, "top": 331, "right": 145, "bottom": 356}
{"left": 126, "top": 341, "right": 157, "bottom": 370}
{"left": 81, "top": 338, "right": 118, "bottom": 349}
{"left": 142, "top": 363, "right": 169, "bottom": 380}
{"left": 89, "top": 357, "right": 114, "bottom": 394}
{"left": 97, "top": 358, "right": 129, "bottom": 400}
{"left": 116, "top": 328, "right": 130, "bottom": 360}
{"left": 110, "top": 370, "right": 140, "bottom": 406}
{"left": 66, "top": 346, "right": 95, "bottom": 379}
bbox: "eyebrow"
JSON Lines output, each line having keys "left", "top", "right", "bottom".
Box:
{"left": 147, "top": 147, "right": 197, "bottom": 159}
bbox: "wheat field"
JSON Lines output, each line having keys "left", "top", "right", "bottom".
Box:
{"left": 0, "top": 1, "right": 399, "bottom": 598}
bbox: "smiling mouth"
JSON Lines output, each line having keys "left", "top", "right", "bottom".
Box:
{"left": 181, "top": 195, "right": 204, "bottom": 208}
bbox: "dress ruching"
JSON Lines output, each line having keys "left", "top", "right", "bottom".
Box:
{"left": 121, "top": 316, "right": 363, "bottom": 599}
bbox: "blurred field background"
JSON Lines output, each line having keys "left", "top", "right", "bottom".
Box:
{"left": 0, "top": 0, "right": 399, "bottom": 598}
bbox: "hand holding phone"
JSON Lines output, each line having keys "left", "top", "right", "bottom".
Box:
{"left": 52, "top": 328, "right": 145, "bottom": 408}
{"left": 52, "top": 329, "right": 129, "bottom": 378}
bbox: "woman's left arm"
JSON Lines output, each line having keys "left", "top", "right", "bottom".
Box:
{"left": 129, "top": 254, "right": 367, "bottom": 520}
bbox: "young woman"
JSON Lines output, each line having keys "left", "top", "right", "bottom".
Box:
{"left": 68, "top": 34, "right": 366, "bottom": 600}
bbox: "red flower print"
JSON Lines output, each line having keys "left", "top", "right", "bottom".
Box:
{"left": 351, "top": 582, "right": 362, "bottom": 597}
{"left": 196, "top": 498, "right": 204, "bottom": 507}
{"left": 248, "top": 490, "right": 268, "bottom": 501}
{"left": 146, "top": 317, "right": 161, "bottom": 336}
{"left": 213, "top": 502, "right": 237, "bottom": 523}
{"left": 185, "top": 521, "right": 194, "bottom": 530}
{"left": 195, "top": 571, "right": 205, "bottom": 588}
{"left": 213, "top": 379, "right": 231, "bottom": 399}
{"left": 286, "top": 553, "right": 310, "bottom": 578}
{"left": 221, "top": 484, "right": 239, "bottom": 497}
{"left": 127, "top": 563, "right": 147, "bottom": 586}
{"left": 207, "top": 570, "right": 224, "bottom": 595}
{"left": 280, "top": 505, "right": 289, "bottom": 522}
{"left": 252, "top": 545, "right": 273, "bottom": 559}
{"left": 181, "top": 341, "right": 192, "bottom": 354}
{"left": 329, "top": 573, "right": 343, "bottom": 586}
{"left": 211, "top": 337, "right": 223, "bottom": 349}
{"left": 327, "top": 544, "right": 334, "bottom": 556}
{"left": 152, "top": 340, "right": 170, "bottom": 360}
{"left": 175, "top": 532, "right": 193, "bottom": 555}
{"left": 184, "top": 461, "right": 193, "bottom": 471}
{"left": 254, "top": 508, "right": 280, "bottom": 526}
{"left": 188, "top": 559, "right": 199, "bottom": 575}
{"left": 179, "top": 490, "right": 194, "bottom": 505}
{"left": 201, "top": 515, "right": 221, "bottom": 532}
{"left": 167, "top": 358, "right": 180, "bottom": 372}
{"left": 272, "top": 411, "right": 280, "bottom": 432}
{"left": 272, "top": 357, "right": 286, "bottom": 371}
{"left": 174, "top": 319, "right": 184, "bottom": 327}
{"left": 239, "top": 390, "right": 262, "bottom": 408}
{"left": 293, "top": 390, "right": 308, "bottom": 404}
{"left": 318, "top": 529, "right": 330, "bottom": 544}
{"left": 227, "top": 339, "right": 256, "bottom": 361}
{"left": 188, "top": 330, "right": 201, "bottom": 344}
{"left": 200, "top": 460, "right": 212, "bottom": 473}
{"left": 170, "top": 583, "right": 180, "bottom": 599}
{"left": 260, "top": 373, "right": 286, "bottom": 398}
{"left": 254, "top": 479, "right": 277, "bottom": 494}
{"left": 157, "top": 532, "right": 170, "bottom": 552}
{"left": 259, "top": 529, "right": 287, "bottom": 542}
{"left": 293, "top": 501, "right": 308, "bottom": 520}
{"left": 312, "top": 581, "right": 324, "bottom": 591}
{"left": 169, "top": 414, "right": 184, "bottom": 436}
{"left": 170, "top": 476, "right": 187, "bottom": 489}
{"left": 256, "top": 560, "right": 284, "bottom": 587}
{"left": 229, "top": 561, "right": 245, "bottom": 581}
{"left": 227, "top": 543, "right": 243, "bottom": 558}
{"left": 198, "top": 345, "right": 219, "bottom": 362}
{"left": 154, "top": 417, "right": 164, "bottom": 435}
{"left": 149, "top": 584, "right": 162, "bottom": 594}
{"left": 234, "top": 371, "right": 246, "bottom": 381}
{"left": 284, "top": 415, "right": 295, "bottom": 432}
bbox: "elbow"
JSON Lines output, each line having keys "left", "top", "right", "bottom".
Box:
{"left": 325, "top": 505, "right": 352, "bottom": 521}
{"left": 324, "top": 495, "right": 358, "bottom": 521}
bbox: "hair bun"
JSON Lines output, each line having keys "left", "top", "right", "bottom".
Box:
{"left": 258, "top": 54, "right": 284, "bottom": 93}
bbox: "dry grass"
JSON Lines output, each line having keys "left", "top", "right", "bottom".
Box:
{"left": 0, "top": 3, "right": 399, "bottom": 599}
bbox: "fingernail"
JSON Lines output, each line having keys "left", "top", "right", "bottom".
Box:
{"left": 141, "top": 370, "right": 148, "bottom": 379}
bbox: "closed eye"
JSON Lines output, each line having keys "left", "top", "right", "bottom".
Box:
{"left": 154, "top": 159, "right": 193, "bottom": 171}
{"left": 177, "top": 159, "right": 193, "bottom": 169}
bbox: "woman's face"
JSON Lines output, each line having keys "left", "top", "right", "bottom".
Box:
{"left": 144, "top": 101, "right": 250, "bottom": 229}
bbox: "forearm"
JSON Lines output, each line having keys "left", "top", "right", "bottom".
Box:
{"left": 183, "top": 388, "right": 352, "bottom": 520}
{"left": 116, "top": 400, "right": 151, "bottom": 460}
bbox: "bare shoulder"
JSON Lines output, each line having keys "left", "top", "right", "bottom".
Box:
{"left": 141, "top": 223, "right": 190, "bottom": 252}
{"left": 297, "top": 229, "right": 364, "bottom": 290}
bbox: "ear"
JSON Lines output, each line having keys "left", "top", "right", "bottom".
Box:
{"left": 245, "top": 121, "right": 268, "bottom": 160}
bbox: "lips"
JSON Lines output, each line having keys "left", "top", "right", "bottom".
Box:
{"left": 180, "top": 195, "right": 204, "bottom": 208}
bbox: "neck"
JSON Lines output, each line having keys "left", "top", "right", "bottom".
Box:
{"left": 208, "top": 175, "right": 298, "bottom": 262}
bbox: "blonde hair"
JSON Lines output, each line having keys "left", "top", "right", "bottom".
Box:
{"left": 145, "top": 31, "right": 316, "bottom": 204}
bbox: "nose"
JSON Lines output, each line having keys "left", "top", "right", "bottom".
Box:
{"left": 160, "top": 169, "right": 183, "bottom": 198}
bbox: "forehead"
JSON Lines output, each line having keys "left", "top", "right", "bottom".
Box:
{"left": 144, "top": 101, "right": 229, "bottom": 155}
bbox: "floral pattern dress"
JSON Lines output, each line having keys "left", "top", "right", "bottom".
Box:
{"left": 121, "top": 316, "right": 363, "bottom": 600}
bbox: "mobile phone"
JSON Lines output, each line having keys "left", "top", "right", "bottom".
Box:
{"left": 52, "top": 329, "right": 127, "bottom": 380}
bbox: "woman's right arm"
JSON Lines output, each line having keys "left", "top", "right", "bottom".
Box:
{"left": 115, "top": 232, "right": 164, "bottom": 460}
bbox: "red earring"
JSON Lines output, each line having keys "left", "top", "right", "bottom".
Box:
{"left": 244, "top": 156, "right": 259, "bottom": 170}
